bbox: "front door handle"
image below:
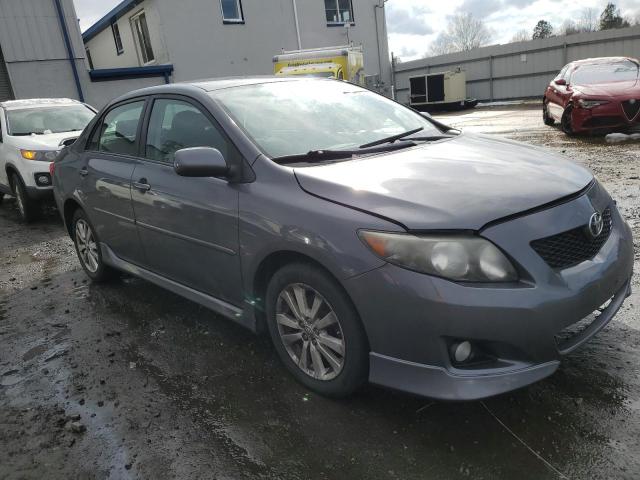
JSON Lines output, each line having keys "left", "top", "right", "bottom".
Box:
{"left": 133, "top": 179, "right": 151, "bottom": 193}
{"left": 79, "top": 168, "right": 88, "bottom": 177}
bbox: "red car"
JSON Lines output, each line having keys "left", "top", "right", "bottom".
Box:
{"left": 543, "top": 56, "right": 640, "bottom": 135}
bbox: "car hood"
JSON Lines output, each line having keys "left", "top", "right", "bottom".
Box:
{"left": 573, "top": 80, "right": 640, "bottom": 98}
{"left": 10, "top": 131, "right": 80, "bottom": 150}
{"left": 294, "top": 133, "right": 593, "bottom": 230}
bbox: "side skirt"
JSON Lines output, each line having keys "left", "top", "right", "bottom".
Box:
{"left": 100, "top": 243, "right": 257, "bottom": 332}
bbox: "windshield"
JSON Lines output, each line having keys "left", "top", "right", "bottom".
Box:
{"left": 6, "top": 104, "right": 95, "bottom": 136}
{"left": 571, "top": 60, "right": 639, "bottom": 85}
{"left": 210, "top": 80, "right": 442, "bottom": 158}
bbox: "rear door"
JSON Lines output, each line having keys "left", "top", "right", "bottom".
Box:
{"left": 79, "top": 99, "right": 146, "bottom": 263}
{"left": 130, "top": 96, "right": 242, "bottom": 306}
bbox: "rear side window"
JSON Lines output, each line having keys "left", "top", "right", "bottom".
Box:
{"left": 88, "top": 101, "right": 145, "bottom": 156}
{"left": 144, "top": 99, "right": 234, "bottom": 164}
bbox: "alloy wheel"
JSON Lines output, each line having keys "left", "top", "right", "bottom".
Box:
{"left": 15, "top": 190, "right": 25, "bottom": 218}
{"left": 75, "top": 219, "right": 99, "bottom": 273}
{"left": 275, "top": 283, "right": 345, "bottom": 381}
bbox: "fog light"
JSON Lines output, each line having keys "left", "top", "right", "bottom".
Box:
{"left": 453, "top": 341, "right": 472, "bottom": 363}
{"left": 37, "top": 175, "right": 50, "bottom": 185}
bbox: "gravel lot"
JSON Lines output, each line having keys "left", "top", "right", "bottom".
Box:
{"left": 1, "top": 104, "right": 638, "bottom": 480}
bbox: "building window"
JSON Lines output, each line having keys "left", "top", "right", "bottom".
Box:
{"left": 86, "top": 48, "right": 94, "bottom": 70}
{"left": 325, "top": 0, "right": 354, "bottom": 25}
{"left": 220, "top": 0, "right": 244, "bottom": 23}
{"left": 131, "top": 11, "right": 155, "bottom": 64}
{"left": 111, "top": 22, "right": 124, "bottom": 55}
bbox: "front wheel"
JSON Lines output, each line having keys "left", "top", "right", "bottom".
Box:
{"left": 542, "top": 100, "right": 555, "bottom": 126}
{"left": 265, "top": 263, "right": 368, "bottom": 398}
{"left": 11, "top": 174, "right": 39, "bottom": 223}
{"left": 72, "top": 209, "right": 116, "bottom": 282}
{"left": 561, "top": 105, "right": 574, "bottom": 135}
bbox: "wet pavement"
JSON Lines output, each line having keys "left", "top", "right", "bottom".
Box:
{"left": 1, "top": 104, "right": 639, "bottom": 479}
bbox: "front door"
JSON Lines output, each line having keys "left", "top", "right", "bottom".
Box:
{"left": 130, "top": 97, "right": 242, "bottom": 306}
{"left": 79, "top": 99, "right": 146, "bottom": 263}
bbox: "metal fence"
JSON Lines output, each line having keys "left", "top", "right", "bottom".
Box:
{"left": 393, "top": 25, "right": 640, "bottom": 105}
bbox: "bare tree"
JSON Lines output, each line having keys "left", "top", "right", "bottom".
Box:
{"left": 429, "top": 13, "right": 492, "bottom": 56}
{"left": 510, "top": 29, "right": 530, "bottom": 43}
{"left": 578, "top": 7, "right": 599, "bottom": 32}
{"left": 560, "top": 20, "right": 580, "bottom": 36}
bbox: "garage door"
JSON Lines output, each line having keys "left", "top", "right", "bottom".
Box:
{"left": 0, "top": 44, "right": 13, "bottom": 101}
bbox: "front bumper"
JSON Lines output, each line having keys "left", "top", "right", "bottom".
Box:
{"left": 346, "top": 186, "right": 634, "bottom": 400}
{"left": 572, "top": 101, "right": 639, "bottom": 132}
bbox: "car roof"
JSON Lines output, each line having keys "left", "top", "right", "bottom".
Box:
{"left": 0, "top": 98, "right": 82, "bottom": 110}
{"left": 569, "top": 56, "right": 639, "bottom": 67}
{"left": 109, "top": 76, "right": 336, "bottom": 105}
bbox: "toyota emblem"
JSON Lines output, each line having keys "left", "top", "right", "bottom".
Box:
{"left": 588, "top": 212, "right": 604, "bottom": 238}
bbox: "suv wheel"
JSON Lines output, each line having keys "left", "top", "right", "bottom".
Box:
{"left": 72, "top": 209, "right": 116, "bottom": 282}
{"left": 11, "top": 173, "right": 38, "bottom": 223}
{"left": 265, "top": 263, "right": 368, "bottom": 397}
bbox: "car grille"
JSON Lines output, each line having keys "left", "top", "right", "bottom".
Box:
{"left": 622, "top": 100, "right": 640, "bottom": 121}
{"left": 530, "top": 207, "right": 612, "bottom": 269}
{"left": 555, "top": 296, "right": 614, "bottom": 353}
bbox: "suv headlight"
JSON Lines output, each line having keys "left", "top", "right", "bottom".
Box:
{"left": 577, "top": 99, "right": 609, "bottom": 109}
{"left": 20, "top": 149, "right": 60, "bottom": 161}
{"left": 359, "top": 231, "right": 518, "bottom": 282}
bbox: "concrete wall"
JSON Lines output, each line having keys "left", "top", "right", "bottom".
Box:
{"left": 84, "top": 0, "right": 392, "bottom": 95}
{"left": 394, "top": 26, "right": 640, "bottom": 104}
{"left": 0, "top": 0, "right": 169, "bottom": 109}
{"left": 84, "top": 0, "right": 170, "bottom": 69}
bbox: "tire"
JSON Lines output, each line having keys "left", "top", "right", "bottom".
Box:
{"left": 561, "top": 105, "right": 574, "bottom": 135}
{"left": 11, "top": 173, "right": 39, "bottom": 223}
{"left": 0, "top": 193, "right": 4, "bottom": 204}
{"left": 543, "top": 100, "right": 555, "bottom": 126}
{"left": 265, "top": 263, "right": 368, "bottom": 398}
{"left": 71, "top": 209, "right": 116, "bottom": 282}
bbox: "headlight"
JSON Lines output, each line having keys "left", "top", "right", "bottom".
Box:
{"left": 359, "top": 231, "right": 518, "bottom": 282}
{"left": 20, "top": 149, "right": 60, "bottom": 161}
{"left": 577, "top": 99, "right": 609, "bottom": 109}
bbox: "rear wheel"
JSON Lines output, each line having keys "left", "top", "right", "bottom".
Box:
{"left": 265, "top": 263, "right": 368, "bottom": 398}
{"left": 72, "top": 209, "right": 116, "bottom": 282}
{"left": 11, "top": 173, "right": 39, "bottom": 223}
{"left": 542, "top": 100, "right": 555, "bottom": 126}
{"left": 561, "top": 105, "right": 574, "bottom": 135}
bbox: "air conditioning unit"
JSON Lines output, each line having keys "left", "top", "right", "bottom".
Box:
{"left": 409, "top": 70, "right": 477, "bottom": 112}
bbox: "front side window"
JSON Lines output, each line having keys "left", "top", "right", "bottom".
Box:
{"left": 6, "top": 105, "right": 95, "bottom": 136}
{"left": 325, "top": 0, "right": 354, "bottom": 24}
{"left": 210, "top": 80, "right": 441, "bottom": 159}
{"left": 220, "top": 0, "right": 244, "bottom": 22}
{"left": 131, "top": 12, "right": 155, "bottom": 64}
{"left": 112, "top": 22, "right": 123, "bottom": 55}
{"left": 145, "top": 99, "right": 232, "bottom": 164}
{"left": 570, "top": 60, "right": 639, "bottom": 85}
{"left": 90, "top": 101, "right": 144, "bottom": 156}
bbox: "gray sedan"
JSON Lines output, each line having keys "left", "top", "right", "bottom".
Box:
{"left": 52, "top": 78, "right": 634, "bottom": 400}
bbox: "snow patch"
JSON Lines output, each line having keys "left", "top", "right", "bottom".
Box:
{"left": 605, "top": 133, "right": 640, "bottom": 143}
{"left": 477, "top": 100, "right": 525, "bottom": 107}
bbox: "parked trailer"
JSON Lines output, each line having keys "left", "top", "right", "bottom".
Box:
{"left": 273, "top": 46, "right": 365, "bottom": 86}
{"left": 409, "top": 70, "right": 477, "bottom": 112}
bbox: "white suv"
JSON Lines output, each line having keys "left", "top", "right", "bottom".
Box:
{"left": 0, "top": 98, "right": 95, "bottom": 222}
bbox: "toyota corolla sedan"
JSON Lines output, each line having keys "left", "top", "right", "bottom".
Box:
{"left": 52, "top": 78, "right": 634, "bottom": 400}
{"left": 543, "top": 56, "right": 640, "bottom": 135}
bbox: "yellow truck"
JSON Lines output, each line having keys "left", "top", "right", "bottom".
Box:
{"left": 273, "top": 46, "right": 365, "bottom": 86}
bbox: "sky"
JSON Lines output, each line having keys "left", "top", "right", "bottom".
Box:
{"left": 73, "top": 0, "right": 640, "bottom": 61}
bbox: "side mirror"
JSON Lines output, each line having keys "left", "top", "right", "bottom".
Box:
{"left": 174, "top": 147, "right": 230, "bottom": 178}
{"left": 555, "top": 78, "right": 567, "bottom": 86}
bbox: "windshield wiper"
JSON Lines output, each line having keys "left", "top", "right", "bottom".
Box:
{"left": 359, "top": 127, "right": 424, "bottom": 148}
{"left": 273, "top": 141, "right": 416, "bottom": 165}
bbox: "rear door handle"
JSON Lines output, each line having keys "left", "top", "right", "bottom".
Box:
{"left": 133, "top": 179, "right": 151, "bottom": 193}
{"left": 79, "top": 168, "right": 88, "bottom": 177}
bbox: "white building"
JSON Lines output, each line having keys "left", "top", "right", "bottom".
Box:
{"left": 82, "top": 0, "right": 392, "bottom": 94}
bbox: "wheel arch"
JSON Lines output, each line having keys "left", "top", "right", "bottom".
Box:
{"left": 62, "top": 197, "right": 83, "bottom": 237}
{"left": 251, "top": 250, "right": 368, "bottom": 347}
{"left": 5, "top": 164, "right": 21, "bottom": 189}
